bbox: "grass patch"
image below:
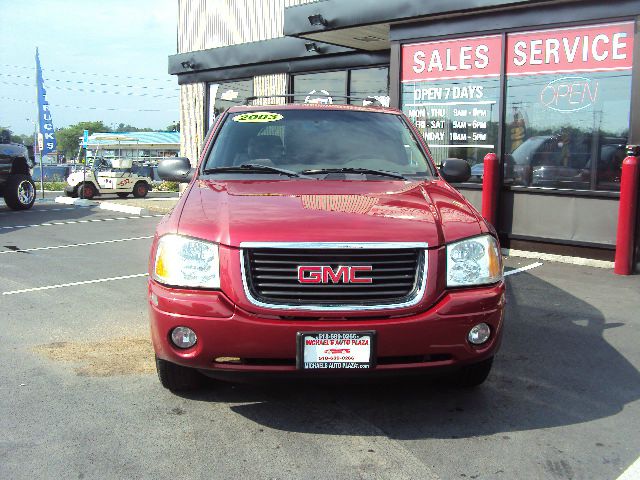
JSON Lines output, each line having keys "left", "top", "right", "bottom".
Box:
{"left": 35, "top": 181, "right": 67, "bottom": 191}
{"left": 34, "top": 337, "right": 155, "bottom": 376}
{"left": 154, "top": 181, "right": 179, "bottom": 192}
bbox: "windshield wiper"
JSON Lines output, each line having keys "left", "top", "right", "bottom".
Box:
{"left": 300, "top": 167, "right": 407, "bottom": 180}
{"left": 203, "top": 163, "right": 311, "bottom": 178}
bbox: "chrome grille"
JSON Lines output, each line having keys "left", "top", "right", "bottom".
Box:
{"left": 240, "top": 242, "right": 428, "bottom": 311}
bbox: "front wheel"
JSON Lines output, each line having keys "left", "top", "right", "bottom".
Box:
{"left": 77, "top": 182, "right": 96, "bottom": 200}
{"left": 132, "top": 181, "right": 149, "bottom": 198}
{"left": 156, "top": 357, "right": 205, "bottom": 391}
{"left": 3, "top": 174, "right": 36, "bottom": 210}
{"left": 452, "top": 356, "right": 494, "bottom": 387}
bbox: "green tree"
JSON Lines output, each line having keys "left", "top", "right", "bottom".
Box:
{"left": 55, "top": 121, "right": 110, "bottom": 159}
{"left": 0, "top": 127, "right": 33, "bottom": 146}
{"left": 13, "top": 133, "right": 34, "bottom": 146}
{"left": 166, "top": 121, "right": 180, "bottom": 132}
{"left": 113, "top": 123, "right": 154, "bottom": 133}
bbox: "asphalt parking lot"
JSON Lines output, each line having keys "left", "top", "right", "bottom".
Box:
{"left": 1, "top": 200, "right": 639, "bottom": 480}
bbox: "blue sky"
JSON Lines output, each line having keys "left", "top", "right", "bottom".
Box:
{"left": 0, "top": 0, "right": 178, "bottom": 135}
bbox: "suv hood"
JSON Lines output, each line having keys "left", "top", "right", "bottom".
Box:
{"left": 177, "top": 179, "right": 483, "bottom": 248}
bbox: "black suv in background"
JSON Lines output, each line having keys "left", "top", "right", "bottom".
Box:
{"left": 0, "top": 130, "right": 36, "bottom": 210}
{"left": 505, "top": 135, "right": 626, "bottom": 190}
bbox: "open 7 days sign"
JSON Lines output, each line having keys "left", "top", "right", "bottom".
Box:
{"left": 402, "top": 22, "right": 634, "bottom": 82}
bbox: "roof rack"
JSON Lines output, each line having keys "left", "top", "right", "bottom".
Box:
{"left": 243, "top": 93, "right": 390, "bottom": 107}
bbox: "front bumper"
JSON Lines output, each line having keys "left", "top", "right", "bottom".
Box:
{"left": 149, "top": 280, "right": 505, "bottom": 377}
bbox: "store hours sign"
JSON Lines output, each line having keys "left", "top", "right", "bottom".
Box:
{"left": 401, "top": 35, "right": 502, "bottom": 171}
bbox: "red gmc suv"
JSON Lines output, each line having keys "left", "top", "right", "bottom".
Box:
{"left": 150, "top": 103, "right": 504, "bottom": 391}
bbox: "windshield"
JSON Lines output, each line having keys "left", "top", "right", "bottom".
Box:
{"left": 202, "top": 109, "right": 435, "bottom": 179}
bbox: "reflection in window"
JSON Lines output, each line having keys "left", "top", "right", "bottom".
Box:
{"left": 207, "top": 79, "right": 253, "bottom": 130}
{"left": 291, "top": 68, "right": 390, "bottom": 106}
{"left": 504, "top": 23, "right": 633, "bottom": 191}
{"left": 349, "top": 67, "right": 389, "bottom": 105}
{"left": 292, "top": 71, "right": 347, "bottom": 104}
{"left": 400, "top": 35, "right": 502, "bottom": 183}
{"left": 505, "top": 73, "right": 630, "bottom": 191}
{"left": 402, "top": 77, "right": 500, "bottom": 183}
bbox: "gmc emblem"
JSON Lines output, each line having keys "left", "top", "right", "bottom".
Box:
{"left": 297, "top": 265, "right": 373, "bottom": 284}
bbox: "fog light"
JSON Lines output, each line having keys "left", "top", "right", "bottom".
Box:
{"left": 468, "top": 323, "right": 491, "bottom": 345}
{"left": 171, "top": 326, "right": 197, "bottom": 349}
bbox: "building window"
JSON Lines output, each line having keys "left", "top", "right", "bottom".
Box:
{"left": 350, "top": 67, "right": 390, "bottom": 103}
{"left": 292, "top": 71, "right": 347, "bottom": 104}
{"left": 400, "top": 35, "right": 502, "bottom": 181}
{"left": 291, "top": 67, "right": 390, "bottom": 105}
{"left": 504, "top": 22, "right": 634, "bottom": 191}
{"left": 207, "top": 79, "right": 253, "bottom": 130}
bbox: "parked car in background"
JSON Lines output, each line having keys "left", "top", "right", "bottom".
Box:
{"left": 0, "top": 130, "right": 36, "bottom": 210}
{"left": 65, "top": 157, "right": 153, "bottom": 199}
{"left": 469, "top": 135, "right": 626, "bottom": 190}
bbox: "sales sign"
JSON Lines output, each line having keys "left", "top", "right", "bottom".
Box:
{"left": 402, "top": 35, "right": 502, "bottom": 83}
{"left": 401, "top": 35, "right": 502, "bottom": 160}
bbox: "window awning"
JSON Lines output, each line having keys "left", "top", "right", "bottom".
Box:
{"left": 283, "top": 0, "right": 549, "bottom": 50}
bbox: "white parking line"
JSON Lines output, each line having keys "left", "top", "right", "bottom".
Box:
{"left": 617, "top": 456, "right": 640, "bottom": 480}
{"left": 0, "top": 206, "right": 92, "bottom": 215}
{"left": 504, "top": 262, "right": 543, "bottom": 277}
{"left": 0, "top": 214, "right": 164, "bottom": 230}
{"left": 1, "top": 273, "right": 149, "bottom": 296}
{"left": 0, "top": 236, "right": 153, "bottom": 255}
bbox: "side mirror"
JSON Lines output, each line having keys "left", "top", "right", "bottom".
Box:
{"left": 439, "top": 158, "right": 471, "bottom": 183}
{"left": 157, "top": 157, "right": 194, "bottom": 182}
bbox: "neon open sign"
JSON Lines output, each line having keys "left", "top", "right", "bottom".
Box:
{"left": 539, "top": 76, "right": 599, "bottom": 113}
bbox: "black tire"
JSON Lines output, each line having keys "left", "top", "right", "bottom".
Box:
{"left": 156, "top": 356, "right": 204, "bottom": 391}
{"left": 77, "top": 182, "right": 96, "bottom": 200}
{"left": 116, "top": 192, "right": 129, "bottom": 198}
{"left": 453, "top": 356, "right": 494, "bottom": 388}
{"left": 3, "top": 174, "right": 36, "bottom": 210}
{"left": 132, "top": 181, "right": 149, "bottom": 198}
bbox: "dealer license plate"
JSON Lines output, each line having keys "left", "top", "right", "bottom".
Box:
{"left": 297, "top": 332, "right": 375, "bottom": 370}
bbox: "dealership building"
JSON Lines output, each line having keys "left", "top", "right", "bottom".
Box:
{"left": 170, "top": 0, "right": 640, "bottom": 263}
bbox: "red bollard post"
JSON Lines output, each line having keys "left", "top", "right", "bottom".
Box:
{"left": 614, "top": 155, "right": 639, "bottom": 275}
{"left": 481, "top": 152, "right": 500, "bottom": 227}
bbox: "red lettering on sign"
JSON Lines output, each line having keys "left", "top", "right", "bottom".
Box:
{"left": 323, "top": 266, "right": 349, "bottom": 284}
{"left": 297, "top": 266, "right": 373, "bottom": 284}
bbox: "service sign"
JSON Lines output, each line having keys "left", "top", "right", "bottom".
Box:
{"left": 298, "top": 332, "right": 374, "bottom": 369}
{"left": 507, "top": 22, "right": 634, "bottom": 76}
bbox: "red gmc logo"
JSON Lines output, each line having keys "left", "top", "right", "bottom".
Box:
{"left": 297, "top": 265, "right": 373, "bottom": 284}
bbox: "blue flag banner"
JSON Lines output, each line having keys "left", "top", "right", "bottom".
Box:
{"left": 35, "top": 48, "right": 57, "bottom": 155}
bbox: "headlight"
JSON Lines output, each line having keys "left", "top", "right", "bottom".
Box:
{"left": 152, "top": 234, "right": 220, "bottom": 288}
{"left": 446, "top": 235, "right": 502, "bottom": 287}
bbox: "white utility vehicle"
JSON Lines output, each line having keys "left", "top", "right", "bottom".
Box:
{"left": 65, "top": 157, "right": 152, "bottom": 200}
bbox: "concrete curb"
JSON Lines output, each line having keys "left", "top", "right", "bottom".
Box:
{"left": 97, "top": 202, "right": 148, "bottom": 216}
{"left": 53, "top": 196, "right": 169, "bottom": 216}
{"left": 502, "top": 248, "right": 614, "bottom": 269}
{"left": 54, "top": 197, "right": 96, "bottom": 207}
